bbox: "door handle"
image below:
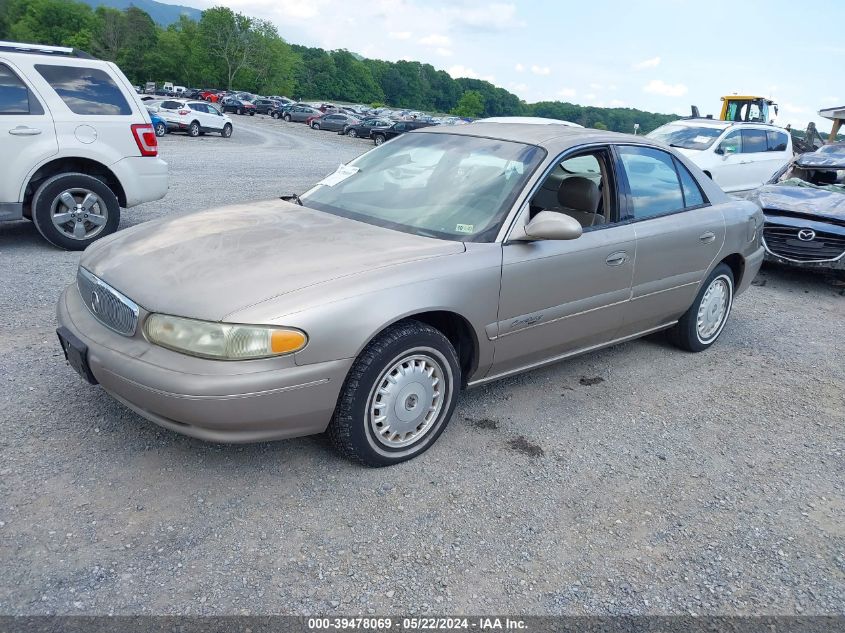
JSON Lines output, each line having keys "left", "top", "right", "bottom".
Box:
{"left": 605, "top": 251, "right": 628, "bottom": 266}
{"left": 699, "top": 231, "right": 716, "bottom": 244}
{"left": 8, "top": 126, "right": 42, "bottom": 136}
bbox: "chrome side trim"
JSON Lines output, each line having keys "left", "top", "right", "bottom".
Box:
{"left": 494, "top": 297, "right": 629, "bottom": 340}
{"left": 468, "top": 321, "right": 677, "bottom": 388}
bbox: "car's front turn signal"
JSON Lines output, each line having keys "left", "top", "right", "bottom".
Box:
{"left": 144, "top": 314, "right": 307, "bottom": 360}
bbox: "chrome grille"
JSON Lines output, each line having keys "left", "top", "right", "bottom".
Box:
{"left": 77, "top": 267, "right": 139, "bottom": 336}
{"left": 763, "top": 225, "right": 845, "bottom": 263}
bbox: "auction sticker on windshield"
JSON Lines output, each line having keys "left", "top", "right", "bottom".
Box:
{"left": 455, "top": 224, "right": 474, "bottom": 233}
{"left": 318, "top": 164, "right": 360, "bottom": 187}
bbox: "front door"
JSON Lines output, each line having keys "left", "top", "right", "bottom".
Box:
{"left": 490, "top": 147, "right": 635, "bottom": 378}
{"left": 0, "top": 61, "right": 57, "bottom": 217}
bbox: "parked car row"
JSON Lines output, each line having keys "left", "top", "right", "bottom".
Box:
{"left": 144, "top": 98, "right": 234, "bottom": 138}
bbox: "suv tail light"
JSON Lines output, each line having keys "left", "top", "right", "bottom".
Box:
{"left": 131, "top": 123, "right": 158, "bottom": 157}
{"left": 178, "top": 109, "right": 190, "bottom": 115}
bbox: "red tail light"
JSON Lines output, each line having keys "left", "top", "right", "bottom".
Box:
{"left": 178, "top": 109, "right": 190, "bottom": 115}
{"left": 131, "top": 123, "right": 158, "bottom": 157}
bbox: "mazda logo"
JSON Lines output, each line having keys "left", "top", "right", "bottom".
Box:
{"left": 797, "top": 229, "right": 816, "bottom": 242}
{"left": 91, "top": 290, "right": 101, "bottom": 314}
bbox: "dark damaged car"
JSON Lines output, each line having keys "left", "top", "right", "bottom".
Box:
{"left": 746, "top": 143, "right": 845, "bottom": 272}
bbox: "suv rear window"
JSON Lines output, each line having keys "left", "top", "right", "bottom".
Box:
{"left": 0, "top": 64, "right": 44, "bottom": 115}
{"left": 34, "top": 64, "right": 131, "bottom": 115}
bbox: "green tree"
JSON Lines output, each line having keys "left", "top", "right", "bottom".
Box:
{"left": 6, "top": 0, "right": 94, "bottom": 50}
{"left": 452, "top": 90, "right": 484, "bottom": 118}
{"left": 198, "top": 6, "right": 254, "bottom": 89}
{"left": 593, "top": 121, "right": 608, "bottom": 130}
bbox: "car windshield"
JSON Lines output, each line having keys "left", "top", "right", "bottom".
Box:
{"left": 301, "top": 132, "right": 546, "bottom": 242}
{"left": 646, "top": 123, "right": 724, "bottom": 150}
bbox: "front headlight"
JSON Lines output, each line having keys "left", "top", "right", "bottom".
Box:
{"left": 144, "top": 314, "right": 307, "bottom": 360}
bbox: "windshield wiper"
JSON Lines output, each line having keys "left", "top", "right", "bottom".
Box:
{"left": 280, "top": 193, "right": 303, "bottom": 206}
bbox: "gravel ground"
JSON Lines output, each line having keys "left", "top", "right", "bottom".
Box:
{"left": 0, "top": 115, "right": 843, "bottom": 616}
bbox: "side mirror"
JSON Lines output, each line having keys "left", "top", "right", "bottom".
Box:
{"left": 511, "top": 211, "right": 583, "bottom": 242}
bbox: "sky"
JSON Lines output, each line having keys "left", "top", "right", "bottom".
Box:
{"left": 161, "top": 0, "right": 843, "bottom": 131}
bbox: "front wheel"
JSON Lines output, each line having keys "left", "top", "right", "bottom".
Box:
{"left": 249, "top": 111, "right": 254, "bottom": 116}
{"left": 669, "top": 263, "right": 734, "bottom": 352}
{"left": 221, "top": 123, "right": 232, "bottom": 138}
{"left": 373, "top": 134, "right": 385, "bottom": 146}
{"left": 237, "top": 108, "right": 243, "bottom": 115}
{"left": 347, "top": 129, "right": 357, "bottom": 138}
{"left": 31, "top": 172, "right": 120, "bottom": 250}
{"left": 311, "top": 122, "right": 320, "bottom": 129}
{"left": 283, "top": 114, "right": 291, "bottom": 122}
{"left": 328, "top": 320, "right": 460, "bottom": 467}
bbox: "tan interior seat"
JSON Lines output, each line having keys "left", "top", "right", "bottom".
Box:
{"left": 551, "top": 176, "right": 606, "bottom": 227}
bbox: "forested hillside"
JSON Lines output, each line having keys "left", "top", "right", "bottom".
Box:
{"left": 0, "top": 0, "right": 679, "bottom": 131}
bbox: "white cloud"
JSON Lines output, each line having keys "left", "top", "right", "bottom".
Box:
{"left": 419, "top": 33, "right": 451, "bottom": 47}
{"left": 633, "top": 56, "right": 661, "bottom": 70}
{"left": 447, "top": 65, "right": 495, "bottom": 82}
{"left": 584, "top": 93, "right": 597, "bottom": 101}
{"left": 643, "top": 79, "right": 688, "bottom": 97}
{"left": 388, "top": 31, "right": 412, "bottom": 40}
{"left": 515, "top": 63, "right": 525, "bottom": 72}
{"left": 435, "top": 48, "right": 453, "bottom": 57}
{"left": 609, "top": 99, "right": 626, "bottom": 107}
{"left": 558, "top": 88, "right": 577, "bottom": 98}
{"left": 531, "top": 65, "right": 551, "bottom": 76}
{"left": 448, "top": 3, "right": 519, "bottom": 31}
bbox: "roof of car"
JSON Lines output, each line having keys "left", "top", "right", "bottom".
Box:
{"left": 418, "top": 121, "right": 650, "bottom": 149}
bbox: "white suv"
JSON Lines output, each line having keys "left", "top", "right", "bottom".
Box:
{"left": 0, "top": 41, "right": 168, "bottom": 250}
{"left": 647, "top": 119, "right": 792, "bottom": 193}
{"left": 157, "top": 99, "right": 233, "bottom": 137}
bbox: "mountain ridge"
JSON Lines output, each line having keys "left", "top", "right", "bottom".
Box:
{"left": 77, "top": 0, "right": 201, "bottom": 25}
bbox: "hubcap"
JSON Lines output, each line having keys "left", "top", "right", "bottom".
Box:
{"left": 696, "top": 276, "right": 730, "bottom": 342}
{"left": 368, "top": 353, "right": 446, "bottom": 448}
{"left": 50, "top": 188, "right": 107, "bottom": 241}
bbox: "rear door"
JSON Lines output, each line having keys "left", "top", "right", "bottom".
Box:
{"left": 0, "top": 60, "right": 57, "bottom": 215}
{"left": 614, "top": 145, "right": 725, "bottom": 335}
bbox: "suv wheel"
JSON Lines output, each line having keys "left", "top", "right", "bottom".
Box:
{"left": 188, "top": 121, "right": 200, "bottom": 137}
{"left": 328, "top": 320, "right": 460, "bottom": 467}
{"left": 221, "top": 123, "right": 232, "bottom": 138}
{"left": 154, "top": 122, "right": 167, "bottom": 137}
{"left": 669, "top": 263, "right": 734, "bottom": 352}
{"left": 373, "top": 134, "right": 385, "bottom": 146}
{"left": 31, "top": 173, "right": 120, "bottom": 250}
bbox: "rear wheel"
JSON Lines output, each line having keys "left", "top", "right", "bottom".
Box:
{"left": 373, "top": 134, "right": 385, "bottom": 146}
{"left": 347, "top": 128, "right": 358, "bottom": 138}
{"left": 237, "top": 107, "right": 243, "bottom": 115}
{"left": 221, "top": 123, "right": 232, "bottom": 138}
{"left": 188, "top": 121, "right": 200, "bottom": 137}
{"left": 154, "top": 122, "right": 166, "bottom": 137}
{"left": 328, "top": 321, "right": 460, "bottom": 467}
{"left": 31, "top": 173, "right": 120, "bottom": 250}
{"left": 283, "top": 114, "right": 291, "bottom": 122}
{"left": 249, "top": 111, "right": 255, "bottom": 116}
{"left": 669, "top": 263, "right": 734, "bottom": 352}
{"left": 311, "top": 122, "right": 320, "bottom": 129}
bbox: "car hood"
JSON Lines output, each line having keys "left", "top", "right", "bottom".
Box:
{"left": 747, "top": 183, "right": 845, "bottom": 223}
{"left": 81, "top": 200, "right": 465, "bottom": 321}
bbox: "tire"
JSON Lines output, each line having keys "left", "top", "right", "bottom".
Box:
{"left": 373, "top": 134, "right": 385, "bottom": 146}
{"left": 237, "top": 108, "right": 243, "bottom": 115}
{"left": 221, "top": 123, "right": 232, "bottom": 138}
{"left": 249, "top": 111, "right": 254, "bottom": 116}
{"left": 188, "top": 121, "right": 200, "bottom": 137}
{"left": 311, "top": 122, "right": 320, "bottom": 130}
{"left": 154, "top": 122, "right": 166, "bottom": 137}
{"left": 31, "top": 172, "right": 120, "bottom": 250}
{"left": 328, "top": 320, "right": 461, "bottom": 467}
{"left": 283, "top": 114, "right": 291, "bottom": 122}
{"left": 669, "top": 263, "right": 735, "bottom": 352}
{"left": 271, "top": 112, "right": 278, "bottom": 119}
{"left": 347, "top": 129, "right": 357, "bottom": 138}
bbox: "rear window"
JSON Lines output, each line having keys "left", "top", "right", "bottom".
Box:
{"left": 34, "top": 64, "right": 131, "bottom": 115}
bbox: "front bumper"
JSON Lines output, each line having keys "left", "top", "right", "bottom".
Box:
{"left": 762, "top": 247, "right": 845, "bottom": 271}
{"left": 57, "top": 283, "right": 352, "bottom": 443}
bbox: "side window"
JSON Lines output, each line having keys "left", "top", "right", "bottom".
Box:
{"left": 34, "top": 64, "right": 131, "bottom": 115}
{"left": 618, "top": 146, "right": 685, "bottom": 220}
{"left": 0, "top": 64, "right": 44, "bottom": 115}
{"left": 719, "top": 131, "right": 741, "bottom": 155}
{"left": 189, "top": 103, "right": 207, "bottom": 113}
{"left": 674, "top": 158, "right": 706, "bottom": 207}
{"left": 740, "top": 129, "right": 767, "bottom": 153}
{"left": 767, "top": 130, "right": 788, "bottom": 152}
{"left": 161, "top": 100, "right": 180, "bottom": 110}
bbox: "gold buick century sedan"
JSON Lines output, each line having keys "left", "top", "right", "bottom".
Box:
{"left": 57, "top": 123, "right": 764, "bottom": 466}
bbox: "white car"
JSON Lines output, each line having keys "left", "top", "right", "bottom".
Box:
{"left": 157, "top": 99, "right": 233, "bottom": 138}
{"left": 647, "top": 119, "right": 792, "bottom": 193}
{"left": 0, "top": 40, "right": 168, "bottom": 250}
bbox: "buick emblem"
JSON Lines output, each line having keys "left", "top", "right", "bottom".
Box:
{"left": 91, "top": 289, "right": 101, "bottom": 314}
{"left": 797, "top": 229, "right": 816, "bottom": 242}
